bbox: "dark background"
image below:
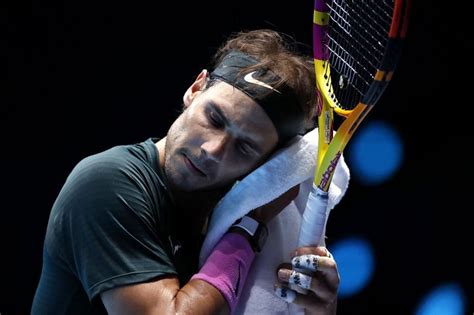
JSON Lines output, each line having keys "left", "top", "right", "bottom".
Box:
{"left": 2, "top": 1, "right": 473, "bottom": 314}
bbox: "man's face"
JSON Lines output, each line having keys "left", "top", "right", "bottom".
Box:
{"left": 164, "top": 77, "right": 279, "bottom": 192}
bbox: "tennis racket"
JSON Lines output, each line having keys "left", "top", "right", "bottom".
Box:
{"left": 298, "top": 0, "right": 411, "bottom": 248}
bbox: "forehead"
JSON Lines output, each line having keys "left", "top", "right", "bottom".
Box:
{"left": 202, "top": 81, "right": 278, "bottom": 145}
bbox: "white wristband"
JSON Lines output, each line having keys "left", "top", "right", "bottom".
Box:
{"left": 232, "top": 215, "right": 259, "bottom": 236}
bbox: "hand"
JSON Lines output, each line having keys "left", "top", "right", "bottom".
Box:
{"left": 274, "top": 246, "right": 339, "bottom": 315}
{"left": 248, "top": 184, "right": 300, "bottom": 224}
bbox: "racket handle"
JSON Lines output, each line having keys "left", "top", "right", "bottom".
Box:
{"left": 297, "top": 184, "right": 329, "bottom": 247}
{"left": 292, "top": 184, "right": 329, "bottom": 295}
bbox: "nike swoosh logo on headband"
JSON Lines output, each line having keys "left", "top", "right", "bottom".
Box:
{"left": 243, "top": 71, "right": 281, "bottom": 94}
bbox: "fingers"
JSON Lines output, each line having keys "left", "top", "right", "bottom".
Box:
{"left": 291, "top": 255, "right": 333, "bottom": 274}
{"left": 274, "top": 285, "right": 335, "bottom": 312}
{"left": 277, "top": 268, "right": 334, "bottom": 301}
{"left": 280, "top": 269, "right": 313, "bottom": 290}
{"left": 276, "top": 246, "right": 339, "bottom": 304}
{"left": 292, "top": 254, "right": 320, "bottom": 272}
{"left": 291, "top": 247, "right": 339, "bottom": 290}
{"left": 293, "top": 245, "right": 331, "bottom": 258}
{"left": 274, "top": 285, "right": 297, "bottom": 303}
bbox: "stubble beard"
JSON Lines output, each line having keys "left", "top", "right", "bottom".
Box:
{"left": 163, "top": 118, "right": 194, "bottom": 192}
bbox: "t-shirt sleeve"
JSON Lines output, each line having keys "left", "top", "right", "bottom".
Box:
{"left": 46, "top": 147, "right": 177, "bottom": 301}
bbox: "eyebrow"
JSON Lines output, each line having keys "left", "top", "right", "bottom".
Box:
{"left": 208, "top": 101, "right": 263, "bottom": 155}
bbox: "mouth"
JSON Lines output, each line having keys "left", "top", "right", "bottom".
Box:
{"left": 183, "top": 154, "right": 207, "bottom": 177}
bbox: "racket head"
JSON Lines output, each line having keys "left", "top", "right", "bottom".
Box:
{"left": 313, "top": 0, "right": 411, "bottom": 116}
{"left": 312, "top": 0, "right": 411, "bottom": 190}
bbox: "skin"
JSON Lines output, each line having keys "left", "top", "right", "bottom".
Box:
{"left": 101, "top": 70, "right": 340, "bottom": 314}
{"left": 101, "top": 70, "right": 283, "bottom": 315}
{"left": 276, "top": 246, "right": 339, "bottom": 314}
{"left": 156, "top": 70, "right": 280, "bottom": 232}
{"left": 159, "top": 70, "right": 278, "bottom": 191}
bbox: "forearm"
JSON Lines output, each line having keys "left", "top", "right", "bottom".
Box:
{"left": 103, "top": 233, "right": 256, "bottom": 315}
{"left": 163, "top": 231, "right": 254, "bottom": 315}
{"left": 172, "top": 185, "right": 297, "bottom": 314}
{"left": 103, "top": 275, "right": 230, "bottom": 315}
{"left": 189, "top": 232, "right": 255, "bottom": 314}
{"left": 174, "top": 279, "right": 229, "bottom": 315}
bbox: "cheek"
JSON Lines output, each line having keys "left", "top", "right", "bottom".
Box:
{"left": 166, "top": 121, "right": 182, "bottom": 148}
{"left": 169, "top": 112, "right": 195, "bottom": 139}
{"left": 165, "top": 120, "right": 189, "bottom": 159}
{"left": 166, "top": 113, "right": 205, "bottom": 158}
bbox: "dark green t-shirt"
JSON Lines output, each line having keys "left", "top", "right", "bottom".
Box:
{"left": 32, "top": 138, "right": 190, "bottom": 314}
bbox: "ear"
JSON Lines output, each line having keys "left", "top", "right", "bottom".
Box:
{"left": 183, "top": 69, "right": 209, "bottom": 109}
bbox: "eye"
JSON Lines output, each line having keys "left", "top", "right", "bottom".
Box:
{"left": 238, "top": 142, "right": 253, "bottom": 155}
{"left": 208, "top": 111, "right": 223, "bottom": 128}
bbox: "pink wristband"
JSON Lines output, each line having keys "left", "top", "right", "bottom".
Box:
{"left": 191, "top": 232, "right": 255, "bottom": 313}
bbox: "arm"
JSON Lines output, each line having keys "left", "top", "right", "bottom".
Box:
{"left": 101, "top": 274, "right": 229, "bottom": 315}
{"left": 102, "top": 230, "right": 255, "bottom": 315}
{"left": 102, "top": 185, "right": 300, "bottom": 315}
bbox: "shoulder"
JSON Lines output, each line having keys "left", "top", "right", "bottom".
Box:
{"left": 44, "top": 140, "right": 178, "bottom": 301}
{"left": 72, "top": 141, "right": 145, "bottom": 175}
{"left": 47, "top": 138, "right": 171, "bottom": 238}
{"left": 67, "top": 139, "right": 161, "bottom": 193}
{"left": 51, "top": 139, "right": 168, "bottom": 225}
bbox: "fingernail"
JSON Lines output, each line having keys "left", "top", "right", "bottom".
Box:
{"left": 274, "top": 286, "right": 296, "bottom": 303}
{"left": 278, "top": 269, "right": 290, "bottom": 281}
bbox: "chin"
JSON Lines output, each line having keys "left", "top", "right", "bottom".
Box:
{"left": 164, "top": 160, "right": 235, "bottom": 193}
{"left": 165, "top": 169, "right": 207, "bottom": 192}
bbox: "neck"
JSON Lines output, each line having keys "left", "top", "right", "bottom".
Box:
{"left": 155, "top": 138, "right": 228, "bottom": 235}
{"left": 156, "top": 138, "right": 167, "bottom": 170}
{"left": 176, "top": 189, "right": 225, "bottom": 233}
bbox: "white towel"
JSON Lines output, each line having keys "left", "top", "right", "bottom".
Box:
{"left": 199, "top": 128, "right": 350, "bottom": 314}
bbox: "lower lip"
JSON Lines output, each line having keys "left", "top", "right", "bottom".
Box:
{"left": 183, "top": 155, "right": 206, "bottom": 177}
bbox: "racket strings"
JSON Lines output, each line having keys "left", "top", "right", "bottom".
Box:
{"left": 327, "top": 6, "right": 377, "bottom": 75}
{"left": 332, "top": 2, "right": 386, "bottom": 56}
{"left": 370, "top": 1, "right": 393, "bottom": 25}
{"left": 327, "top": 2, "right": 374, "bottom": 108}
{"left": 325, "top": 0, "right": 394, "bottom": 110}
{"left": 351, "top": 2, "right": 391, "bottom": 46}
{"left": 323, "top": 3, "right": 367, "bottom": 107}
{"left": 326, "top": 26, "right": 376, "bottom": 82}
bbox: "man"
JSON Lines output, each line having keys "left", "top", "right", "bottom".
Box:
{"left": 32, "top": 29, "right": 339, "bottom": 314}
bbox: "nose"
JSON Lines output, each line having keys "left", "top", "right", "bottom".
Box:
{"left": 201, "top": 132, "right": 229, "bottom": 163}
